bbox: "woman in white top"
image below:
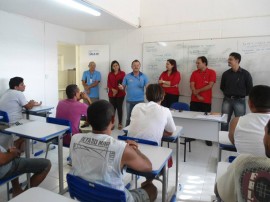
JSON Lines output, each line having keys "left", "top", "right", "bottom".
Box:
{"left": 128, "top": 84, "right": 176, "bottom": 145}
{"left": 229, "top": 85, "right": 270, "bottom": 156}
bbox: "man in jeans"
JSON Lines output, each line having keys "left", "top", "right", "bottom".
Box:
{"left": 220, "top": 52, "right": 253, "bottom": 131}
{"left": 119, "top": 60, "right": 149, "bottom": 126}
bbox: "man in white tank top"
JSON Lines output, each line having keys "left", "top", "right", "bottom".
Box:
{"left": 228, "top": 85, "right": 270, "bottom": 156}
{"left": 70, "top": 100, "right": 157, "bottom": 202}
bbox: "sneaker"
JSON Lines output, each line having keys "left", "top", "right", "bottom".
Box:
{"left": 205, "top": 141, "right": 212, "bottom": 146}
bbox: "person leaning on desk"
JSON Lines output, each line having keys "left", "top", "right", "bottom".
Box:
{"left": 70, "top": 100, "right": 158, "bottom": 202}
{"left": 0, "top": 77, "right": 41, "bottom": 151}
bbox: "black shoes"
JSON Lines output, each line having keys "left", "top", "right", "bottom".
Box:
{"left": 205, "top": 141, "right": 212, "bottom": 146}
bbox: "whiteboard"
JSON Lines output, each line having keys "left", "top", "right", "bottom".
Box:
{"left": 143, "top": 36, "right": 270, "bottom": 98}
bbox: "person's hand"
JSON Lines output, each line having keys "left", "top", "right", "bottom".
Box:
{"left": 196, "top": 94, "right": 204, "bottom": 101}
{"left": 192, "top": 89, "right": 199, "bottom": 95}
{"left": 112, "top": 88, "right": 118, "bottom": 97}
{"left": 158, "top": 79, "right": 164, "bottom": 84}
{"left": 126, "top": 140, "right": 138, "bottom": 150}
{"left": 118, "top": 84, "right": 124, "bottom": 90}
{"left": 80, "top": 92, "right": 89, "bottom": 100}
{"left": 8, "top": 147, "right": 21, "bottom": 158}
{"left": 34, "top": 101, "right": 42, "bottom": 106}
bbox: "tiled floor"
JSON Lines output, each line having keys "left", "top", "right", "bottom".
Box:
{"left": 0, "top": 129, "right": 235, "bottom": 202}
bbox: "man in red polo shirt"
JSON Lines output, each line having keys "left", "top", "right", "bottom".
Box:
{"left": 190, "top": 56, "right": 216, "bottom": 146}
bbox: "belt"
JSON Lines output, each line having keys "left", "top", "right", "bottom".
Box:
{"left": 226, "top": 95, "right": 245, "bottom": 99}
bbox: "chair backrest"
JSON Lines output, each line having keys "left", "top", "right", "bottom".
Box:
{"left": 170, "top": 102, "right": 190, "bottom": 111}
{"left": 0, "top": 110, "right": 9, "bottom": 124}
{"left": 118, "top": 135, "right": 158, "bottom": 146}
{"left": 46, "top": 117, "right": 72, "bottom": 134}
{"left": 66, "top": 173, "right": 126, "bottom": 202}
{"left": 46, "top": 117, "right": 72, "bottom": 147}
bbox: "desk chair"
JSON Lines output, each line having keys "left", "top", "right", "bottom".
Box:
{"left": 43, "top": 117, "right": 72, "bottom": 159}
{"left": 67, "top": 173, "right": 126, "bottom": 202}
{"left": 169, "top": 102, "right": 191, "bottom": 162}
{"left": 218, "top": 131, "right": 237, "bottom": 161}
{"left": 0, "top": 110, "right": 9, "bottom": 125}
{"left": 0, "top": 174, "right": 24, "bottom": 200}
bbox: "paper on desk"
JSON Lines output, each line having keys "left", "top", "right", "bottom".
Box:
{"left": 195, "top": 114, "right": 225, "bottom": 121}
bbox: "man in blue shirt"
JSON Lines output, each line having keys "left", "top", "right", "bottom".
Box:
{"left": 81, "top": 61, "right": 101, "bottom": 103}
{"left": 119, "top": 60, "right": 149, "bottom": 126}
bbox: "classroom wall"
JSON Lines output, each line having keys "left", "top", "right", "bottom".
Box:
{"left": 88, "top": 0, "right": 140, "bottom": 27}
{"left": 0, "top": 10, "right": 85, "bottom": 115}
{"left": 85, "top": 15, "right": 270, "bottom": 113}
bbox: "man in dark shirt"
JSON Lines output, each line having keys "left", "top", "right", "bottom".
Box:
{"left": 220, "top": 52, "right": 253, "bottom": 131}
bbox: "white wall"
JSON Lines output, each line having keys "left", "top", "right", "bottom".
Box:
{"left": 85, "top": 15, "right": 270, "bottom": 113}
{"left": 141, "top": 0, "right": 270, "bottom": 27}
{"left": 0, "top": 10, "right": 85, "bottom": 115}
{"left": 87, "top": 0, "right": 140, "bottom": 27}
{"left": 58, "top": 45, "right": 76, "bottom": 70}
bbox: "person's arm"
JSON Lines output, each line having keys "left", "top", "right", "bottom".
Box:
{"left": 228, "top": 117, "right": 239, "bottom": 145}
{"left": 220, "top": 73, "right": 225, "bottom": 92}
{"left": 0, "top": 147, "right": 20, "bottom": 166}
{"left": 80, "top": 92, "right": 92, "bottom": 105}
{"left": 163, "top": 111, "right": 176, "bottom": 137}
{"left": 23, "top": 100, "right": 36, "bottom": 110}
{"left": 162, "top": 72, "right": 180, "bottom": 87}
{"left": 245, "top": 71, "right": 253, "bottom": 96}
{"left": 196, "top": 81, "right": 215, "bottom": 93}
{"left": 121, "top": 142, "right": 152, "bottom": 172}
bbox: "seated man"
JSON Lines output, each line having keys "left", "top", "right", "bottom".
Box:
{"left": 0, "top": 144, "right": 51, "bottom": 197}
{"left": 127, "top": 84, "right": 176, "bottom": 145}
{"left": 56, "top": 84, "right": 91, "bottom": 146}
{"left": 215, "top": 120, "right": 270, "bottom": 202}
{"left": 229, "top": 85, "right": 270, "bottom": 156}
{"left": 0, "top": 77, "right": 41, "bottom": 150}
{"left": 70, "top": 100, "right": 157, "bottom": 202}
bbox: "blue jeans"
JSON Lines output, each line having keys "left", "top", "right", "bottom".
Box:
{"left": 126, "top": 101, "right": 144, "bottom": 126}
{"left": 221, "top": 97, "right": 246, "bottom": 131}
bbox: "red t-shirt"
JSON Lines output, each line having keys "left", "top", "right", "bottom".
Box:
{"left": 190, "top": 68, "right": 216, "bottom": 104}
{"left": 107, "top": 71, "right": 126, "bottom": 98}
{"left": 159, "top": 71, "right": 181, "bottom": 95}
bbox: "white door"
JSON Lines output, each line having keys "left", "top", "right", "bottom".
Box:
{"left": 78, "top": 45, "right": 110, "bottom": 100}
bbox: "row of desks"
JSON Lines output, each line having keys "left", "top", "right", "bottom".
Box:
{"left": 3, "top": 106, "right": 227, "bottom": 201}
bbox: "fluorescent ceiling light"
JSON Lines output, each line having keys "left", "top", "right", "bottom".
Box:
{"left": 55, "top": 0, "right": 101, "bottom": 16}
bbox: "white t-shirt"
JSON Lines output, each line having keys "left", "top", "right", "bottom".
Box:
{"left": 0, "top": 89, "right": 28, "bottom": 124}
{"left": 234, "top": 113, "right": 270, "bottom": 156}
{"left": 217, "top": 154, "right": 270, "bottom": 202}
{"left": 70, "top": 133, "right": 134, "bottom": 201}
{"left": 127, "top": 101, "right": 176, "bottom": 145}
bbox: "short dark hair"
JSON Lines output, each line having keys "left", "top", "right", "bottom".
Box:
{"left": 131, "top": 59, "right": 140, "bottom": 66}
{"left": 249, "top": 85, "right": 270, "bottom": 112}
{"left": 197, "top": 56, "right": 208, "bottom": 66}
{"left": 9, "top": 77, "right": 24, "bottom": 89}
{"left": 167, "top": 59, "right": 177, "bottom": 73}
{"left": 66, "top": 84, "right": 79, "bottom": 99}
{"left": 229, "top": 52, "right": 241, "bottom": 63}
{"left": 146, "top": 84, "right": 165, "bottom": 103}
{"left": 110, "top": 60, "right": 121, "bottom": 72}
{"left": 87, "top": 100, "right": 114, "bottom": 131}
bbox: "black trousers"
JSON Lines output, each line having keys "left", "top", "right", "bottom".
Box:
{"left": 161, "top": 93, "right": 179, "bottom": 108}
{"left": 109, "top": 97, "right": 125, "bottom": 124}
{"left": 190, "top": 101, "right": 211, "bottom": 113}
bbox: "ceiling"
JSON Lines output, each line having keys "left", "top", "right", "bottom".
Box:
{"left": 0, "top": 0, "right": 136, "bottom": 32}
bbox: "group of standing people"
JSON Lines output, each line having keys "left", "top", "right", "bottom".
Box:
{"left": 81, "top": 52, "right": 253, "bottom": 141}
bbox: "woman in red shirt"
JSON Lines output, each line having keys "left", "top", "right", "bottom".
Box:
{"left": 158, "top": 59, "right": 181, "bottom": 108}
{"left": 107, "top": 60, "right": 126, "bottom": 129}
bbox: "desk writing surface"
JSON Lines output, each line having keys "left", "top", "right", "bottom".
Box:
{"left": 24, "top": 105, "right": 54, "bottom": 112}
{"left": 171, "top": 111, "right": 227, "bottom": 123}
{"left": 137, "top": 143, "right": 172, "bottom": 172}
{"left": 5, "top": 121, "right": 69, "bottom": 141}
{"left": 9, "top": 187, "right": 75, "bottom": 202}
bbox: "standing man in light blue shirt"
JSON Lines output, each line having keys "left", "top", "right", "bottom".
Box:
{"left": 82, "top": 61, "right": 101, "bottom": 103}
{"left": 119, "top": 60, "right": 149, "bottom": 126}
